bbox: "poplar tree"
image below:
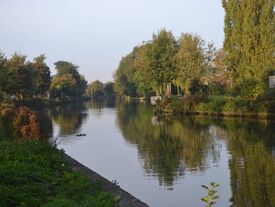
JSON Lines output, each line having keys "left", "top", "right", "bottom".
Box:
{"left": 150, "top": 29, "right": 177, "bottom": 95}
{"left": 223, "top": 0, "right": 275, "bottom": 99}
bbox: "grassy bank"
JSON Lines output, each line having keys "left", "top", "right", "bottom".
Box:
{"left": 157, "top": 95, "right": 275, "bottom": 119}
{"left": 0, "top": 140, "right": 115, "bottom": 207}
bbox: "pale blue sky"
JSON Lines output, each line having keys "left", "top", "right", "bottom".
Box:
{"left": 0, "top": 0, "right": 224, "bottom": 82}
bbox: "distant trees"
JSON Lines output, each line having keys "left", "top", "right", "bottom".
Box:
{"left": 103, "top": 82, "right": 115, "bottom": 97}
{"left": 87, "top": 80, "right": 115, "bottom": 99}
{"left": 0, "top": 53, "right": 88, "bottom": 103}
{"left": 87, "top": 80, "right": 104, "bottom": 98}
{"left": 222, "top": 0, "right": 275, "bottom": 99}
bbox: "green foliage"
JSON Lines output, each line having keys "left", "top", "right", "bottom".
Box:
{"left": 222, "top": 0, "right": 275, "bottom": 99}
{"left": 0, "top": 140, "right": 114, "bottom": 207}
{"left": 133, "top": 43, "right": 155, "bottom": 97}
{"left": 0, "top": 52, "right": 89, "bottom": 103}
{"left": 50, "top": 61, "right": 87, "bottom": 102}
{"left": 87, "top": 80, "right": 104, "bottom": 98}
{"left": 0, "top": 52, "right": 51, "bottom": 101}
{"left": 194, "top": 96, "right": 254, "bottom": 114}
{"left": 32, "top": 55, "right": 51, "bottom": 97}
{"left": 175, "top": 33, "right": 209, "bottom": 95}
{"left": 103, "top": 82, "right": 115, "bottom": 97}
{"left": 201, "top": 182, "right": 220, "bottom": 207}
{"left": 114, "top": 52, "right": 137, "bottom": 97}
{"left": 114, "top": 30, "right": 217, "bottom": 98}
{"left": 150, "top": 29, "right": 177, "bottom": 95}
{"left": 5, "top": 53, "right": 35, "bottom": 100}
{"left": 158, "top": 95, "right": 271, "bottom": 116}
{"left": 87, "top": 81, "right": 115, "bottom": 99}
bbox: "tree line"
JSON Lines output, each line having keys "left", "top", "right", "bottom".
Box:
{"left": 114, "top": 30, "right": 227, "bottom": 98}
{"left": 0, "top": 53, "right": 87, "bottom": 102}
{"left": 0, "top": 53, "right": 115, "bottom": 103}
{"left": 86, "top": 80, "right": 115, "bottom": 99}
{"left": 114, "top": 0, "right": 274, "bottom": 100}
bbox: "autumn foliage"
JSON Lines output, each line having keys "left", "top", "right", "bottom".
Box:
{"left": 12, "top": 107, "right": 41, "bottom": 140}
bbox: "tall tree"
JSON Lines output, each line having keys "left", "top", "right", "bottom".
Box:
{"left": 114, "top": 53, "right": 137, "bottom": 97}
{"left": 133, "top": 42, "right": 155, "bottom": 97}
{"left": 175, "top": 33, "right": 207, "bottom": 95}
{"left": 32, "top": 55, "right": 51, "bottom": 97}
{"left": 223, "top": 0, "right": 275, "bottom": 99}
{"left": 6, "top": 53, "right": 35, "bottom": 99}
{"left": 150, "top": 29, "right": 177, "bottom": 95}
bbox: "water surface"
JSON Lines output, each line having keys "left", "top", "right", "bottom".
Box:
{"left": 51, "top": 101, "right": 275, "bottom": 207}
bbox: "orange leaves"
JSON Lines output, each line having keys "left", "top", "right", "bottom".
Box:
{"left": 13, "top": 107, "right": 41, "bottom": 140}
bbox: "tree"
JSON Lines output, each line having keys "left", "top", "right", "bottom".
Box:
{"left": 103, "top": 82, "right": 115, "bottom": 97}
{"left": 222, "top": 0, "right": 275, "bottom": 99}
{"left": 150, "top": 29, "right": 177, "bottom": 95}
{"left": 207, "top": 49, "right": 229, "bottom": 95}
{"left": 87, "top": 80, "right": 104, "bottom": 98}
{"left": 54, "top": 61, "right": 81, "bottom": 81}
{"left": 50, "top": 74, "right": 77, "bottom": 100}
{"left": 175, "top": 33, "right": 207, "bottom": 95}
{"left": 32, "top": 55, "right": 51, "bottom": 97}
{"left": 50, "top": 61, "right": 87, "bottom": 101}
{"left": 114, "top": 53, "right": 137, "bottom": 97}
{"left": 0, "top": 53, "right": 8, "bottom": 100}
{"left": 6, "top": 53, "right": 35, "bottom": 99}
{"left": 133, "top": 42, "right": 155, "bottom": 97}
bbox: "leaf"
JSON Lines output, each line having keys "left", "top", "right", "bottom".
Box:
{"left": 213, "top": 195, "right": 220, "bottom": 200}
{"left": 201, "top": 196, "right": 209, "bottom": 203}
{"left": 201, "top": 185, "right": 209, "bottom": 190}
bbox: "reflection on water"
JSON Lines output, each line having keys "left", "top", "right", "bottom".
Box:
{"left": 216, "top": 120, "right": 275, "bottom": 207}
{"left": 51, "top": 103, "right": 88, "bottom": 136}
{"left": 51, "top": 99, "right": 116, "bottom": 136}
{"left": 51, "top": 101, "right": 275, "bottom": 207}
{"left": 116, "top": 103, "right": 221, "bottom": 188}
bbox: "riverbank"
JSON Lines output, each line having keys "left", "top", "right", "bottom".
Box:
{"left": 0, "top": 140, "right": 148, "bottom": 207}
{"left": 64, "top": 154, "right": 149, "bottom": 207}
{"left": 156, "top": 95, "right": 275, "bottom": 120}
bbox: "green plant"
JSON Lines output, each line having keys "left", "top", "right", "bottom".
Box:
{"left": 0, "top": 140, "right": 115, "bottom": 207}
{"left": 201, "top": 182, "right": 220, "bottom": 207}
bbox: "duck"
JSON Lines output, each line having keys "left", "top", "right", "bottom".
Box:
{"left": 76, "top": 133, "right": 86, "bottom": 137}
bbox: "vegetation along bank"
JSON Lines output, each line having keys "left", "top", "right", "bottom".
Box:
{"left": 113, "top": 1, "right": 274, "bottom": 118}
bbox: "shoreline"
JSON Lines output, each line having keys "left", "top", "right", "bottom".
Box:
{"left": 63, "top": 153, "right": 150, "bottom": 207}
{"left": 158, "top": 111, "right": 275, "bottom": 120}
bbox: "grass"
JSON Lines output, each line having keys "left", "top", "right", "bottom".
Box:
{"left": 0, "top": 140, "right": 115, "bottom": 207}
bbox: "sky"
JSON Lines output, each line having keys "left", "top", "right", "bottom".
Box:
{"left": 0, "top": 0, "right": 225, "bottom": 83}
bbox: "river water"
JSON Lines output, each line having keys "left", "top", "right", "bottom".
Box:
{"left": 51, "top": 100, "right": 275, "bottom": 207}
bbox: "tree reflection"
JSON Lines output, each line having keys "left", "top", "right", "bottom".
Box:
{"left": 116, "top": 104, "right": 220, "bottom": 188}
{"left": 50, "top": 103, "right": 87, "bottom": 136}
{"left": 215, "top": 120, "right": 275, "bottom": 207}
